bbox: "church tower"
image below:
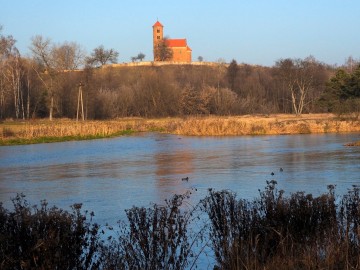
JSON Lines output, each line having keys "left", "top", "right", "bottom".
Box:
{"left": 153, "top": 21, "right": 163, "bottom": 61}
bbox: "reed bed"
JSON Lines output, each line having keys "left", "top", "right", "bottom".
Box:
{"left": 1, "top": 114, "right": 360, "bottom": 145}
{"left": 171, "top": 114, "right": 360, "bottom": 136}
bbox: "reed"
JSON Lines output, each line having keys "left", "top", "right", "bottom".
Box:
{"left": 0, "top": 119, "right": 137, "bottom": 145}
{"left": 1, "top": 114, "right": 360, "bottom": 145}
{"left": 171, "top": 114, "right": 360, "bottom": 136}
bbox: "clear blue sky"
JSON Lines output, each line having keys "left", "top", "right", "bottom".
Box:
{"left": 1, "top": 0, "right": 359, "bottom": 66}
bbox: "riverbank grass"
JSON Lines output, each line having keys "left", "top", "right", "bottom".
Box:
{"left": 1, "top": 113, "right": 360, "bottom": 145}
{"left": 0, "top": 131, "right": 134, "bottom": 146}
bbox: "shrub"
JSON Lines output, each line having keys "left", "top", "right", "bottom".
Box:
{"left": 201, "top": 181, "right": 360, "bottom": 269}
{"left": 98, "top": 191, "right": 201, "bottom": 270}
{"left": 3, "top": 183, "right": 360, "bottom": 269}
{"left": 200, "top": 189, "right": 255, "bottom": 269}
{"left": 0, "top": 194, "right": 101, "bottom": 269}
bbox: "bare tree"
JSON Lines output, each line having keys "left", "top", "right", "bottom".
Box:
{"left": 0, "top": 27, "right": 12, "bottom": 118}
{"left": 86, "top": 45, "right": 119, "bottom": 67}
{"left": 4, "top": 48, "right": 25, "bottom": 119}
{"left": 133, "top": 69, "right": 179, "bottom": 117}
{"left": 275, "top": 57, "right": 324, "bottom": 115}
{"left": 154, "top": 38, "right": 173, "bottom": 61}
{"left": 52, "top": 41, "right": 85, "bottom": 70}
{"left": 30, "top": 36, "right": 87, "bottom": 120}
{"left": 179, "top": 85, "right": 211, "bottom": 115}
{"left": 0, "top": 26, "right": 16, "bottom": 59}
{"left": 204, "top": 86, "right": 238, "bottom": 115}
{"left": 0, "top": 29, "right": 25, "bottom": 119}
{"left": 30, "top": 35, "right": 56, "bottom": 120}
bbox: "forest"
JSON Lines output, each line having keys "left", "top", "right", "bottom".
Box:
{"left": 1, "top": 30, "right": 360, "bottom": 120}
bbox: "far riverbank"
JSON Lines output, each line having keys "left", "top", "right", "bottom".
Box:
{"left": 1, "top": 113, "right": 360, "bottom": 146}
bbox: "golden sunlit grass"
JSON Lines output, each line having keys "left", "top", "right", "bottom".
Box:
{"left": 1, "top": 113, "right": 360, "bottom": 145}
{"left": 169, "top": 113, "right": 360, "bottom": 136}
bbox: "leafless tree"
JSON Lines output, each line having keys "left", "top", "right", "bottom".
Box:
{"left": 0, "top": 27, "right": 13, "bottom": 118}
{"left": 52, "top": 41, "right": 85, "bottom": 70}
{"left": 179, "top": 85, "right": 212, "bottom": 115}
{"left": 0, "top": 29, "right": 25, "bottom": 119}
{"left": 274, "top": 57, "right": 326, "bottom": 115}
{"left": 30, "top": 35, "right": 57, "bottom": 120}
{"left": 154, "top": 38, "right": 173, "bottom": 61}
{"left": 4, "top": 48, "right": 25, "bottom": 119}
{"left": 86, "top": 45, "right": 119, "bottom": 67}
{"left": 132, "top": 68, "right": 179, "bottom": 117}
{"left": 205, "top": 86, "right": 238, "bottom": 115}
{"left": 30, "top": 36, "right": 86, "bottom": 120}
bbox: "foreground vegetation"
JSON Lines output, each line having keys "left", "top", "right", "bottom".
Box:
{"left": 1, "top": 114, "right": 360, "bottom": 145}
{"left": 2, "top": 182, "right": 360, "bottom": 269}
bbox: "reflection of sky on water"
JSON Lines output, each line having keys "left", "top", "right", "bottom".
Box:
{"left": 1, "top": 133, "right": 360, "bottom": 226}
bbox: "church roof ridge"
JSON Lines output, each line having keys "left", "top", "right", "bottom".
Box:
{"left": 166, "top": 38, "right": 187, "bottom": 47}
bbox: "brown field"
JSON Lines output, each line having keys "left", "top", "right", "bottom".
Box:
{"left": 1, "top": 113, "right": 360, "bottom": 145}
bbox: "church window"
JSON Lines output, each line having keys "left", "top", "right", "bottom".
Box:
{"left": 157, "top": 36, "right": 160, "bottom": 39}
{"left": 157, "top": 29, "right": 160, "bottom": 33}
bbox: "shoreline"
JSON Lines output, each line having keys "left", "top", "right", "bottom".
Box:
{"left": 1, "top": 113, "right": 360, "bottom": 146}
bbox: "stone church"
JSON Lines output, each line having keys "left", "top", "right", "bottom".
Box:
{"left": 153, "top": 21, "right": 192, "bottom": 62}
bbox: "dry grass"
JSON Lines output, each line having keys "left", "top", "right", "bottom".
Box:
{"left": 0, "top": 118, "right": 138, "bottom": 139}
{"left": 1, "top": 114, "right": 360, "bottom": 144}
{"left": 170, "top": 114, "right": 360, "bottom": 136}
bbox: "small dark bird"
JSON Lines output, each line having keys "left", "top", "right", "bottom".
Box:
{"left": 182, "top": 177, "right": 189, "bottom": 181}
{"left": 271, "top": 172, "right": 275, "bottom": 176}
{"left": 280, "top": 168, "right": 283, "bottom": 172}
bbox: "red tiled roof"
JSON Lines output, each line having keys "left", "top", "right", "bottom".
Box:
{"left": 165, "top": 39, "right": 187, "bottom": 47}
{"left": 153, "top": 21, "right": 163, "bottom": 27}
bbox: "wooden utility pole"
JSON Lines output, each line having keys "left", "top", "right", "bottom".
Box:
{"left": 77, "top": 82, "right": 85, "bottom": 121}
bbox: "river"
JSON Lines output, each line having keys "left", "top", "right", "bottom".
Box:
{"left": 1, "top": 133, "right": 360, "bottom": 227}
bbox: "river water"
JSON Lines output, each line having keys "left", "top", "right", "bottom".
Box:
{"left": 1, "top": 133, "right": 360, "bottom": 226}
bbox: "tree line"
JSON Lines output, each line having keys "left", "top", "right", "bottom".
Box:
{"left": 1, "top": 28, "right": 360, "bottom": 120}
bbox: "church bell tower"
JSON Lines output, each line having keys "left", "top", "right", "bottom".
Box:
{"left": 153, "top": 21, "right": 164, "bottom": 61}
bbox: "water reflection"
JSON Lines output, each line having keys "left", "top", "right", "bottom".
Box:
{"left": 155, "top": 152, "right": 193, "bottom": 197}
{"left": 0, "top": 133, "right": 360, "bottom": 224}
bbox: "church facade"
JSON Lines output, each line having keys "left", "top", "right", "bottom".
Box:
{"left": 153, "top": 21, "right": 192, "bottom": 63}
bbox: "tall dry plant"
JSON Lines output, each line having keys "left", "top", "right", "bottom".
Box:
{"left": 0, "top": 194, "right": 102, "bottom": 269}
{"left": 98, "top": 191, "right": 204, "bottom": 270}
{"left": 201, "top": 181, "right": 360, "bottom": 269}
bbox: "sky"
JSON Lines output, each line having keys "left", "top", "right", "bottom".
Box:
{"left": 1, "top": 0, "right": 359, "bottom": 66}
